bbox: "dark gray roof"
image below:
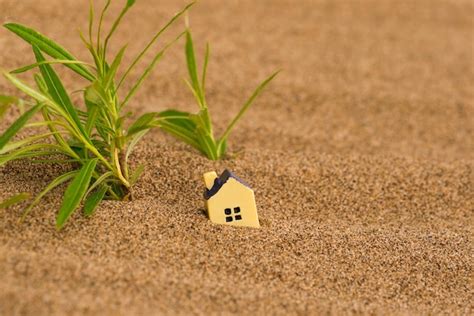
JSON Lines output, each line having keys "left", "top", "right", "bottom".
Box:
{"left": 204, "top": 169, "right": 251, "bottom": 200}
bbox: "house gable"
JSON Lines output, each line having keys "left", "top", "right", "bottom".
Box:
{"left": 204, "top": 169, "right": 251, "bottom": 200}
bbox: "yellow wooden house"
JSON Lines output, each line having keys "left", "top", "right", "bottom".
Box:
{"left": 203, "top": 170, "right": 260, "bottom": 228}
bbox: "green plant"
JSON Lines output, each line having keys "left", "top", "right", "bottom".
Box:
{"left": 0, "top": 0, "right": 193, "bottom": 229}
{"left": 156, "top": 30, "right": 279, "bottom": 160}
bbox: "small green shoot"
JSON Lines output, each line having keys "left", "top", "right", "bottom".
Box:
{"left": 0, "top": 95, "right": 19, "bottom": 119}
{"left": 0, "top": 1, "right": 194, "bottom": 229}
{"left": 156, "top": 30, "right": 279, "bottom": 160}
{"left": 0, "top": 193, "right": 30, "bottom": 209}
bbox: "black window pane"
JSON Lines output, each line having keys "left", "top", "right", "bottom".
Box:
{"left": 224, "top": 208, "right": 232, "bottom": 215}
{"left": 234, "top": 207, "right": 241, "bottom": 213}
{"left": 226, "top": 216, "right": 233, "bottom": 222}
{"left": 235, "top": 215, "right": 242, "bottom": 220}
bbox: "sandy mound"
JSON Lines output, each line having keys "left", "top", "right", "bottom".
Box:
{"left": 1, "top": 0, "right": 472, "bottom": 314}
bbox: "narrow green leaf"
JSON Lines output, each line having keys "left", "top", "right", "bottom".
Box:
{"left": 185, "top": 30, "right": 202, "bottom": 102}
{"left": 84, "top": 81, "right": 105, "bottom": 106}
{"left": 25, "top": 120, "right": 63, "bottom": 128}
{"left": 125, "top": 130, "right": 148, "bottom": 163}
{"left": 157, "top": 110, "right": 195, "bottom": 129}
{"left": 0, "top": 105, "right": 10, "bottom": 120}
{"left": 156, "top": 111, "right": 201, "bottom": 150}
{"left": 83, "top": 85, "right": 102, "bottom": 137}
{"left": 84, "top": 82, "right": 115, "bottom": 128}
{"left": 217, "top": 139, "right": 227, "bottom": 158}
{"left": 95, "top": 121, "right": 115, "bottom": 141}
{"left": 0, "top": 132, "right": 58, "bottom": 155}
{"left": 85, "top": 171, "right": 114, "bottom": 197}
{"left": 121, "top": 52, "right": 164, "bottom": 107}
{"left": 220, "top": 70, "right": 280, "bottom": 143}
{"left": 85, "top": 105, "right": 99, "bottom": 136}
{"left": 104, "top": 45, "right": 127, "bottom": 90}
{"left": 127, "top": 112, "right": 158, "bottom": 136}
{"left": 0, "top": 193, "right": 30, "bottom": 209}
{"left": 33, "top": 47, "right": 86, "bottom": 137}
{"left": 0, "top": 103, "right": 42, "bottom": 150}
{"left": 193, "top": 127, "right": 217, "bottom": 159}
{"left": 130, "top": 164, "right": 145, "bottom": 185}
{"left": 3, "top": 72, "right": 49, "bottom": 104}
{"left": 20, "top": 171, "right": 77, "bottom": 221}
{"left": 0, "top": 150, "right": 59, "bottom": 167}
{"left": 103, "top": 0, "right": 137, "bottom": 54}
{"left": 121, "top": 31, "right": 185, "bottom": 108}
{"left": 83, "top": 185, "right": 107, "bottom": 216}
{"left": 56, "top": 159, "right": 98, "bottom": 229}
{"left": 33, "top": 73, "right": 48, "bottom": 94}
{"left": 88, "top": 0, "right": 95, "bottom": 44}
{"left": 0, "top": 95, "right": 18, "bottom": 105}
{"left": 201, "top": 43, "right": 210, "bottom": 92}
{"left": 159, "top": 122, "right": 201, "bottom": 150}
{"left": 4, "top": 23, "right": 95, "bottom": 81}
{"left": 184, "top": 78, "right": 203, "bottom": 107}
{"left": 40, "top": 108, "right": 78, "bottom": 159}
{"left": 117, "top": 2, "right": 195, "bottom": 90}
{"left": 11, "top": 60, "right": 92, "bottom": 74}
{"left": 97, "top": 0, "right": 112, "bottom": 49}
{"left": 0, "top": 143, "right": 68, "bottom": 167}
{"left": 192, "top": 107, "right": 212, "bottom": 135}
{"left": 79, "top": 30, "right": 102, "bottom": 75}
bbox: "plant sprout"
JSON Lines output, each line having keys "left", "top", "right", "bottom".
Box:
{"left": 156, "top": 30, "right": 279, "bottom": 160}
{"left": 0, "top": 0, "right": 193, "bottom": 229}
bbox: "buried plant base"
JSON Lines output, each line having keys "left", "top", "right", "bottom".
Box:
{"left": 0, "top": 1, "right": 193, "bottom": 229}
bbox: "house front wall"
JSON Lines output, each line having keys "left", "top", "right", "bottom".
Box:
{"left": 206, "top": 178, "right": 260, "bottom": 228}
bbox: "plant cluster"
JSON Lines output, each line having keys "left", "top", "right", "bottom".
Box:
{"left": 0, "top": 0, "right": 278, "bottom": 229}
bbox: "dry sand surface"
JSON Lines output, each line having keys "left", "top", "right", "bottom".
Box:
{"left": 1, "top": 0, "right": 473, "bottom": 315}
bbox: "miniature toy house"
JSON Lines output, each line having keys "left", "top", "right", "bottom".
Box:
{"left": 203, "top": 170, "right": 260, "bottom": 228}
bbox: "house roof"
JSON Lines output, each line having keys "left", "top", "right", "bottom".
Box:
{"left": 204, "top": 169, "right": 251, "bottom": 200}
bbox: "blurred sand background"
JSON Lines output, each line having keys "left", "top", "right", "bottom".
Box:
{"left": 0, "top": 0, "right": 473, "bottom": 314}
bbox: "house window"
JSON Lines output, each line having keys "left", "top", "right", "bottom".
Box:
{"left": 224, "top": 207, "right": 242, "bottom": 222}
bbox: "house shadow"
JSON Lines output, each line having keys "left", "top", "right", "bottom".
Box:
{"left": 197, "top": 208, "right": 208, "bottom": 218}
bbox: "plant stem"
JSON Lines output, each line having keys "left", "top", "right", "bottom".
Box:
{"left": 113, "top": 148, "right": 130, "bottom": 188}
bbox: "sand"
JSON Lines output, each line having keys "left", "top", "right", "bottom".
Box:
{"left": 0, "top": 0, "right": 473, "bottom": 315}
